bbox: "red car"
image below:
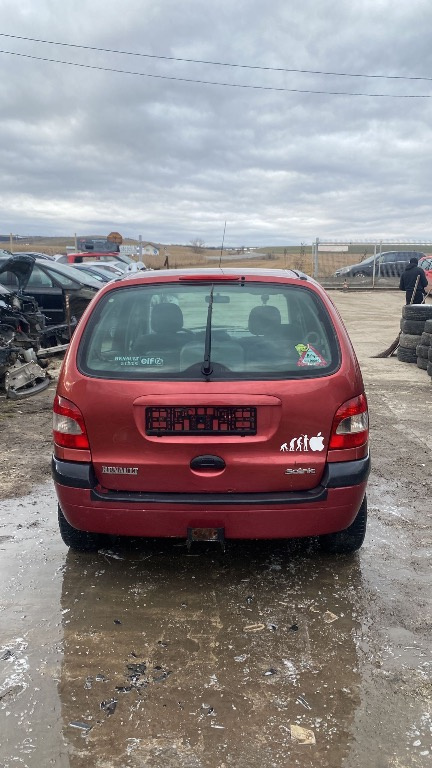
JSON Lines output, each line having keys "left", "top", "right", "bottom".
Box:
{"left": 52, "top": 268, "right": 370, "bottom": 553}
{"left": 419, "top": 255, "right": 432, "bottom": 287}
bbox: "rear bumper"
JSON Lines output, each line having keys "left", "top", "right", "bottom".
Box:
{"left": 52, "top": 454, "right": 370, "bottom": 539}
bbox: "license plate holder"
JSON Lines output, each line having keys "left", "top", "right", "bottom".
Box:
{"left": 146, "top": 406, "right": 256, "bottom": 435}
{"left": 187, "top": 527, "right": 225, "bottom": 550}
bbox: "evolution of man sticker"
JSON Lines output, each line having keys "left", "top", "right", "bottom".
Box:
{"left": 280, "top": 433, "right": 325, "bottom": 452}
{"left": 295, "top": 343, "right": 328, "bottom": 368}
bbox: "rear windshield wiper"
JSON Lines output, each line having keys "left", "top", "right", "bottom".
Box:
{"left": 201, "top": 285, "right": 214, "bottom": 377}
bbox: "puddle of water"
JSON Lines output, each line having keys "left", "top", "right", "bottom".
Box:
{"left": 0, "top": 479, "right": 430, "bottom": 767}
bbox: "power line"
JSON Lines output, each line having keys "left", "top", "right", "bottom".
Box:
{"left": 1, "top": 32, "right": 432, "bottom": 82}
{"left": 0, "top": 48, "right": 430, "bottom": 98}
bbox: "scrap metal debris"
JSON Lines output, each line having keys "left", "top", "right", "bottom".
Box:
{"left": 296, "top": 695, "right": 312, "bottom": 710}
{"left": 0, "top": 254, "right": 73, "bottom": 398}
{"left": 100, "top": 698, "right": 117, "bottom": 716}
{"left": 69, "top": 721, "right": 92, "bottom": 732}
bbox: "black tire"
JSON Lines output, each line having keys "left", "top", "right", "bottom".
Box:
{"left": 429, "top": 347, "right": 432, "bottom": 362}
{"left": 397, "top": 346, "right": 417, "bottom": 363}
{"left": 427, "top": 362, "right": 432, "bottom": 376}
{"left": 400, "top": 319, "right": 426, "bottom": 334}
{"left": 399, "top": 332, "right": 422, "bottom": 349}
{"left": 319, "top": 496, "right": 367, "bottom": 554}
{"left": 416, "top": 344, "right": 430, "bottom": 359}
{"left": 420, "top": 332, "right": 432, "bottom": 346}
{"left": 425, "top": 319, "right": 432, "bottom": 333}
{"left": 353, "top": 271, "right": 369, "bottom": 279}
{"left": 417, "top": 357, "right": 428, "bottom": 370}
{"left": 402, "top": 305, "right": 432, "bottom": 321}
{"left": 58, "top": 505, "right": 107, "bottom": 552}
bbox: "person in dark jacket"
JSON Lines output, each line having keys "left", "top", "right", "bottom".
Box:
{"left": 399, "top": 257, "right": 428, "bottom": 304}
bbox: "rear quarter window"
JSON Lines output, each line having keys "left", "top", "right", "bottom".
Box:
{"left": 78, "top": 281, "right": 340, "bottom": 381}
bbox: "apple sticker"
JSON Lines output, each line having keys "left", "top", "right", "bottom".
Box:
{"left": 309, "top": 432, "right": 325, "bottom": 451}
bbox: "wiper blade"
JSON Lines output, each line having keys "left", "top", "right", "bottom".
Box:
{"left": 201, "top": 285, "right": 214, "bottom": 377}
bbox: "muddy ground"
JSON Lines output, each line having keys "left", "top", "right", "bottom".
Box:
{"left": 0, "top": 290, "right": 431, "bottom": 768}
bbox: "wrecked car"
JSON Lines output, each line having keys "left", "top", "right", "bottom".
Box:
{"left": 0, "top": 282, "right": 50, "bottom": 398}
{"left": 0, "top": 253, "right": 101, "bottom": 330}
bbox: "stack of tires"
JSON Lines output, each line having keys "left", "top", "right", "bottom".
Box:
{"left": 417, "top": 317, "right": 432, "bottom": 377}
{"left": 398, "top": 305, "right": 432, "bottom": 365}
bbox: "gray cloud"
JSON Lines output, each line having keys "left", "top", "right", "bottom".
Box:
{"left": 1, "top": 0, "right": 432, "bottom": 245}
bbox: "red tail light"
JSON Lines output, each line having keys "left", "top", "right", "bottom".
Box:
{"left": 329, "top": 394, "right": 369, "bottom": 450}
{"left": 53, "top": 395, "right": 90, "bottom": 449}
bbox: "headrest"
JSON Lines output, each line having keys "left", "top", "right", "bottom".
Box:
{"left": 248, "top": 305, "right": 281, "bottom": 336}
{"left": 151, "top": 302, "right": 184, "bottom": 333}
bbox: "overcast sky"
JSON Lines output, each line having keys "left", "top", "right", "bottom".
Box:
{"left": 1, "top": 0, "right": 432, "bottom": 246}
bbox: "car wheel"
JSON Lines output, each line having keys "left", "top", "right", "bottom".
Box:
{"left": 353, "top": 271, "right": 368, "bottom": 279}
{"left": 58, "top": 505, "right": 107, "bottom": 552}
{"left": 318, "top": 496, "right": 367, "bottom": 554}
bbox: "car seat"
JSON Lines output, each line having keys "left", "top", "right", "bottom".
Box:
{"left": 242, "top": 305, "right": 285, "bottom": 368}
{"left": 131, "top": 302, "right": 189, "bottom": 370}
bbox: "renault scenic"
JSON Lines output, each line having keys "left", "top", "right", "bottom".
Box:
{"left": 52, "top": 268, "right": 370, "bottom": 553}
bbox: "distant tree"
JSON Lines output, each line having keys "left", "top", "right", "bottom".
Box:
{"left": 190, "top": 238, "right": 205, "bottom": 254}
{"left": 293, "top": 242, "right": 306, "bottom": 271}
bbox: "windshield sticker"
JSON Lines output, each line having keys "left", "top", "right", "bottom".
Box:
{"left": 114, "top": 355, "right": 164, "bottom": 366}
{"left": 295, "top": 344, "right": 328, "bottom": 367}
{"left": 280, "top": 433, "right": 325, "bottom": 452}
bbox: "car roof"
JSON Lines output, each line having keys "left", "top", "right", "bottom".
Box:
{"left": 111, "top": 266, "right": 313, "bottom": 285}
{"left": 379, "top": 250, "right": 425, "bottom": 256}
{"left": 33, "top": 258, "right": 102, "bottom": 288}
{"left": 17, "top": 251, "right": 54, "bottom": 258}
{"left": 0, "top": 253, "right": 102, "bottom": 290}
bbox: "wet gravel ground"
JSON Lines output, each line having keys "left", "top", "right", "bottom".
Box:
{"left": 0, "top": 291, "right": 431, "bottom": 767}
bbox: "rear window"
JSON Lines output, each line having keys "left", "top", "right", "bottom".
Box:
{"left": 78, "top": 281, "right": 340, "bottom": 380}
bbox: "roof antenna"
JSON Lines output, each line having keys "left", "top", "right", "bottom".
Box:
{"left": 218, "top": 221, "right": 227, "bottom": 267}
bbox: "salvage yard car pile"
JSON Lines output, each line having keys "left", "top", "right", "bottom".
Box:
{"left": 0, "top": 279, "right": 50, "bottom": 398}
{"left": 0, "top": 252, "right": 100, "bottom": 398}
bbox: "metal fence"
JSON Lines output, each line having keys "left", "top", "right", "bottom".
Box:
{"left": 312, "top": 239, "right": 432, "bottom": 288}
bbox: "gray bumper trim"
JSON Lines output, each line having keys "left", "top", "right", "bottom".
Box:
{"left": 52, "top": 453, "right": 370, "bottom": 505}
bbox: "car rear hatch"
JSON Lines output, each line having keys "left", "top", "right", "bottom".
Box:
{"left": 74, "top": 274, "right": 354, "bottom": 495}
